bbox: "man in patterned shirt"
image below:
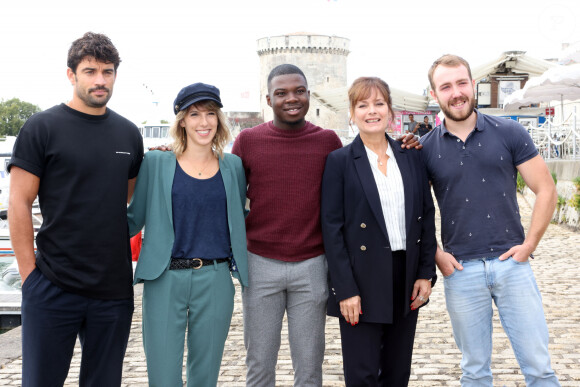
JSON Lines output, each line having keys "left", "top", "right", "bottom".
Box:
{"left": 419, "top": 54, "right": 560, "bottom": 386}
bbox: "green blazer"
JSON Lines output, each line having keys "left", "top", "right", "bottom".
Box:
{"left": 127, "top": 150, "right": 249, "bottom": 287}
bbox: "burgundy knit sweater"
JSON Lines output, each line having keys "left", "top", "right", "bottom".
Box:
{"left": 232, "top": 121, "right": 343, "bottom": 262}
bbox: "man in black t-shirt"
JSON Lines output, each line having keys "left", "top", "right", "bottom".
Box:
{"left": 8, "top": 32, "right": 143, "bottom": 386}
{"left": 417, "top": 115, "right": 433, "bottom": 137}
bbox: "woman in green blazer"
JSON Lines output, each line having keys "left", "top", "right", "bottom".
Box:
{"left": 127, "top": 83, "right": 248, "bottom": 387}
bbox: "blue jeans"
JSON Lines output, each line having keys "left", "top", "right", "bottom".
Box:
{"left": 444, "top": 256, "right": 559, "bottom": 386}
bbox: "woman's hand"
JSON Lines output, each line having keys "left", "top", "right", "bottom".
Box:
{"left": 410, "top": 279, "right": 432, "bottom": 310}
{"left": 339, "top": 295, "right": 362, "bottom": 326}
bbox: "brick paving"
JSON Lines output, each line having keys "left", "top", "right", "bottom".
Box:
{"left": 1, "top": 194, "right": 579, "bottom": 386}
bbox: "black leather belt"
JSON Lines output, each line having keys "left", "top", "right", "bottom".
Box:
{"left": 169, "top": 257, "right": 230, "bottom": 270}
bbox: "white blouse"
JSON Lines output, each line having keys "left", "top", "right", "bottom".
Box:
{"left": 364, "top": 144, "right": 407, "bottom": 251}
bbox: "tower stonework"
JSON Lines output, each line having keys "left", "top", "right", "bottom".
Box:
{"left": 257, "top": 33, "right": 350, "bottom": 138}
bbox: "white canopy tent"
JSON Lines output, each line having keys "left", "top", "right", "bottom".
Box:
{"left": 471, "top": 51, "right": 555, "bottom": 82}
{"left": 312, "top": 86, "right": 430, "bottom": 113}
{"left": 504, "top": 63, "right": 580, "bottom": 114}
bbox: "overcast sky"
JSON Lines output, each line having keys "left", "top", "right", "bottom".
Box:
{"left": 1, "top": 0, "right": 578, "bottom": 124}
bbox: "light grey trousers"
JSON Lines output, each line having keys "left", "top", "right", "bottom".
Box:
{"left": 243, "top": 252, "right": 328, "bottom": 387}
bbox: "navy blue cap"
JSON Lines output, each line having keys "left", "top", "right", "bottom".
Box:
{"left": 173, "top": 82, "right": 223, "bottom": 115}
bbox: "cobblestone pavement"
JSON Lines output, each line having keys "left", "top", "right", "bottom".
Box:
{"left": 1, "top": 194, "right": 579, "bottom": 386}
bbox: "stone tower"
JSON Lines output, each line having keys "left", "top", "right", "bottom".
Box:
{"left": 257, "top": 33, "right": 350, "bottom": 138}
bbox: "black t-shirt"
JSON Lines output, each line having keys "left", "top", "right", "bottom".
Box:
{"left": 8, "top": 104, "right": 143, "bottom": 299}
{"left": 418, "top": 123, "right": 433, "bottom": 136}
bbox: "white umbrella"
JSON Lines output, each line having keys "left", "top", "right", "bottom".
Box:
{"left": 560, "top": 46, "right": 580, "bottom": 65}
{"left": 503, "top": 89, "right": 535, "bottom": 110}
{"left": 503, "top": 64, "right": 580, "bottom": 113}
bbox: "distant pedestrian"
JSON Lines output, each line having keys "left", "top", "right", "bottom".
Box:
{"left": 407, "top": 113, "right": 419, "bottom": 134}
{"left": 8, "top": 32, "right": 143, "bottom": 386}
{"left": 417, "top": 115, "right": 433, "bottom": 137}
{"left": 421, "top": 54, "right": 560, "bottom": 386}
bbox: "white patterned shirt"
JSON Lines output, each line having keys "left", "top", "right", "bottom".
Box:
{"left": 364, "top": 144, "right": 406, "bottom": 251}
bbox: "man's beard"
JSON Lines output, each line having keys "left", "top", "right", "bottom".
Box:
{"left": 77, "top": 86, "right": 112, "bottom": 108}
{"left": 440, "top": 95, "right": 475, "bottom": 122}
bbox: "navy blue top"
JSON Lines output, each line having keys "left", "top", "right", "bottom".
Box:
{"left": 419, "top": 110, "right": 537, "bottom": 260}
{"left": 171, "top": 162, "right": 231, "bottom": 259}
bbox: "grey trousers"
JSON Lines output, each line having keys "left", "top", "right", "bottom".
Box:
{"left": 243, "top": 252, "right": 328, "bottom": 387}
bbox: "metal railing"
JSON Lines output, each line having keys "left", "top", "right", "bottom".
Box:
{"left": 526, "top": 108, "right": 580, "bottom": 159}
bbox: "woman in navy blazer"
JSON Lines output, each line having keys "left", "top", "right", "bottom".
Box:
{"left": 321, "top": 77, "right": 437, "bottom": 386}
{"left": 128, "top": 83, "right": 248, "bottom": 387}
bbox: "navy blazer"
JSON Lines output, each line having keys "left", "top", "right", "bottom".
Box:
{"left": 321, "top": 134, "right": 436, "bottom": 323}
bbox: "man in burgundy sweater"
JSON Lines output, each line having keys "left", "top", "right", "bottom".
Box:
{"left": 233, "top": 64, "right": 419, "bottom": 386}
{"left": 232, "top": 64, "right": 342, "bottom": 386}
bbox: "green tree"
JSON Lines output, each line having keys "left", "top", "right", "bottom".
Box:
{"left": 0, "top": 98, "right": 42, "bottom": 136}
